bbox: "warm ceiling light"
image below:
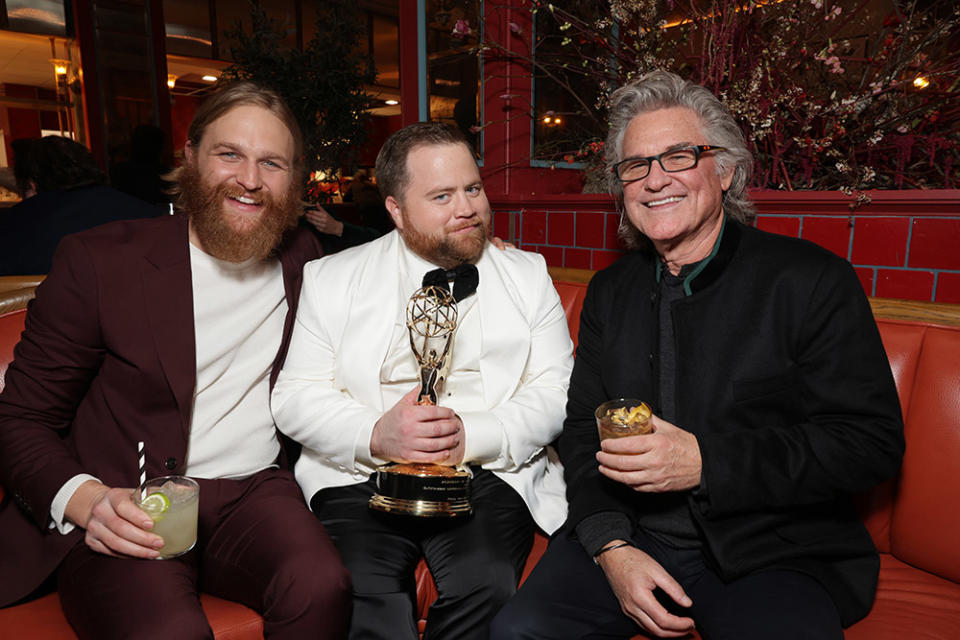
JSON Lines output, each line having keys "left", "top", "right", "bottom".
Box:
{"left": 554, "top": 117, "right": 562, "bottom": 125}
{"left": 913, "top": 76, "right": 930, "bottom": 89}
{"left": 202, "top": 75, "right": 218, "bottom": 82}
{"left": 384, "top": 99, "right": 399, "bottom": 106}
{"left": 167, "top": 74, "right": 177, "bottom": 89}
{"left": 542, "top": 116, "right": 551, "bottom": 124}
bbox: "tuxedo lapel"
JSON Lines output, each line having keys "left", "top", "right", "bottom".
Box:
{"left": 476, "top": 250, "right": 530, "bottom": 407}
{"left": 141, "top": 215, "right": 196, "bottom": 437}
{"left": 337, "top": 232, "right": 405, "bottom": 411}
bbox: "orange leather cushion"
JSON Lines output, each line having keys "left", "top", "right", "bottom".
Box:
{"left": 857, "top": 320, "right": 926, "bottom": 553}
{"left": 890, "top": 326, "right": 960, "bottom": 583}
{"left": 0, "top": 308, "right": 27, "bottom": 394}
{"left": 0, "top": 592, "right": 263, "bottom": 639}
{"left": 552, "top": 281, "right": 588, "bottom": 348}
{"left": 197, "top": 594, "right": 264, "bottom": 639}
{"left": 845, "top": 553, "right": 960, "bottom": 640}
{"left": 876, "top": 321, "right": 925, "bottom": 417}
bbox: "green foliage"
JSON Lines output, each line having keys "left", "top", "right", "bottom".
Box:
{"left": 222, "top": 0, "right": 377, "bottom": 193}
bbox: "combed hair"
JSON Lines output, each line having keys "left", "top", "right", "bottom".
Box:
{"left": 22, "top": 136, "right": 105, "bottom": 193}
{"left": 375, "top": 122, "right": 473, "bottom": 201}
{"left": 166, "top": 81, "right": 303, "bottom": 207}
{"left": 605, "top": 70, "right": 755, "bottom": 247}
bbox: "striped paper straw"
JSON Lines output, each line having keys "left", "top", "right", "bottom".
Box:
{"left": 138, "top": 441, "right": 146, "bottom": 500}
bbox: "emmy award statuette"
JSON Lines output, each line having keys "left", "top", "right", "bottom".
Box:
{"left": 368, "top": 286, "right": 473, "bottom": 517}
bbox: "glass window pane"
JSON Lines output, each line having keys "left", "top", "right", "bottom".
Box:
{"left": 532, "top": 1, "right": 607, "bottom": 166}
{"left": 371, "top": 13, "right": 399, "bottom": 89}
{"left": 424, "top": 0, "right": 481, "bottom": 156}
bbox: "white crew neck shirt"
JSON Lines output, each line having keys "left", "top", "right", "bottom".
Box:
{"left": 185, "top": 242, "right": 285, "bottom": 478}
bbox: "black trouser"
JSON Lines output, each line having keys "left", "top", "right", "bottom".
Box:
{"left": 491, "top": 527, "right": 843, "bottom": 640}
{"left": 312, "top": 468, "right": 534, "bottom": 640}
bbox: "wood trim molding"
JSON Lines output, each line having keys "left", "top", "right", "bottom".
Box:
{"left": 0, "top": 287, "right": 37, "bottom": 316}
{"left": 0, "top": 276, "right": 44, "bottom": 315}
{"left": 547, "top": 266, "right": 594, "bottom": 284}
{"left": 869, "top": 297, "right": 960, "bottom": 327}
{"left": 547, "top": 267, "right": 960, "bottom": 327}
{"left": 492, "top": 189, "right": 960, "bottom": 216}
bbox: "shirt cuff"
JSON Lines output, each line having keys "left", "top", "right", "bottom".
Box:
{"left": 575, "top": 511, "right": 634, "bottom": 557}
{"left": 49, "top": 473, "right": 100, "bottom": 534}
{"left": 457, "top": 410, "right": 503, "bottom": 464}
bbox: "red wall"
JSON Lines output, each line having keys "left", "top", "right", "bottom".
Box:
{"left": 491, "top": 190, "right": 960, "bottom": 303}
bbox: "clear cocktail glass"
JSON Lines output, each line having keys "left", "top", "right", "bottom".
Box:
{"left": 134, "top": 475, "right": 199, "bottom": 559}
{"left": 595, "top": 399, "right": 653, "bottom": 441}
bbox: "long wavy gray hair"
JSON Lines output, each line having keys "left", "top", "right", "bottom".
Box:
{"left": 605, "top": 70, "right": 755, "bottom": 249}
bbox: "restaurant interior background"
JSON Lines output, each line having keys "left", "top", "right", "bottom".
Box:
{"left": 0, "top": 0, "right": 958, "bottom": 302}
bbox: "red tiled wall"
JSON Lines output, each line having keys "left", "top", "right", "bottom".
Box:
{"left": 504, "top": 202, "right": 626, "bottom": 272}
{"left": 494, "top": 191, "right": 960, "bottom": 303}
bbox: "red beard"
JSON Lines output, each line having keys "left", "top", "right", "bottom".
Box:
{"left": 401, "top": 214, "right": 490, "bottom": 269}
{"left": 178, "top": 161, "right": 301, "bottom": 262}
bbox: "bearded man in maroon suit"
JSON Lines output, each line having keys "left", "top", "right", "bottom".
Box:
{"left": 0, "top": 81, "right": 350, "bottom": 640}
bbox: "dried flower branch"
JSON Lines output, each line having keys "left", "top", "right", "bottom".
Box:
{"left": 478, "top": 0, "right": 960, "bottom": 193}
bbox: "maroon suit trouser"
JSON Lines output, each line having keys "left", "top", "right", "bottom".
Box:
{"left": 57, "top": 469, "right": 351, "bottom": 640}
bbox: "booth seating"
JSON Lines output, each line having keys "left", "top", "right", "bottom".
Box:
{"left": 2, "top": 268, "right": 959, "bottom": 639}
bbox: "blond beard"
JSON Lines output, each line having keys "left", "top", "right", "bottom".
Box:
{"left": 177, "top": 160, "right": 301, "bottom": 262}
{"left": 400, "top": 213, "right": 489, "bottom": 269}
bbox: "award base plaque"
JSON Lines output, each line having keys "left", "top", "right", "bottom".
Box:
{"left": 368, "top": 285, "right": 473, "bottom": 518}
{"left": 370, "top": 463, "right": 472, "bottom": 517}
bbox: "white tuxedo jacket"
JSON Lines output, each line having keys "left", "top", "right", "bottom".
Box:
{"left": 272, "top": 231, "right": 574, "bottom": 533}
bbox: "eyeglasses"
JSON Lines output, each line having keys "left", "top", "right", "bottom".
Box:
{"left": 612, "top": 145, "right": 726, "bottom": 183}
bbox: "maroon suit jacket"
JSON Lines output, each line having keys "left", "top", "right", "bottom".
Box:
{"left": 0, "top": 213, "right": 322, "bottom": 606}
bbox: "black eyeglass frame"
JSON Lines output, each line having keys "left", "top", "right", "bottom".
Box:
{"left": 611, "top": 145, "right": 726, "bottom": 183}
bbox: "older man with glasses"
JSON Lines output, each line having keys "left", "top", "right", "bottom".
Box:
{"left": 491, "top": 70, "right": 904, "bottom": 640}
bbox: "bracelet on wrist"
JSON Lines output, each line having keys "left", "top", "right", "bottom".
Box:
{"left": 593, "top": 540, "right": 633, "bottom": 565}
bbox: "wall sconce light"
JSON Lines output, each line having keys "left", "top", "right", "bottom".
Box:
{"left": 50, "top": 59, "right": 70, "bottom": 81}
{"left": 541, "top": 115, "right": 563, "bottom": 126}
{"left": 167, "top": 74, "right": 178, "bottom": 89}
{"left": 913, "top": 76, "right": 930, "bottom": 89}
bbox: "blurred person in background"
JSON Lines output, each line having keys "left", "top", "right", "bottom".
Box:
{"left": 110, "top": 124, "right": 173, "bottom": 206}
{"left": 0, "top": 135, "right": 162, "bottom": 276}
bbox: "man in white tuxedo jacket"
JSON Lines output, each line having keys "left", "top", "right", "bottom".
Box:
{"left": 272, "top": 122, "right": 574, "bottom": 640}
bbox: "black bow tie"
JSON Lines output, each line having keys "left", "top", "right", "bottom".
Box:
{"left": 422, "top": 264, "right": 479, "bottom": 302}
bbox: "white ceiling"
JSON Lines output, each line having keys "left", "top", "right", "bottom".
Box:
{"left": 0, "top": 30, "right": 66, "bottom": 91}
{"left": 0, "top": 30, "right": 401, "bottom": 115}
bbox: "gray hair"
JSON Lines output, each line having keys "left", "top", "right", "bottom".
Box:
{"left": 605, "top": 70, "right": 755, "bottom": 247}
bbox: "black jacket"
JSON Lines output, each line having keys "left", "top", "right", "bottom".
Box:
{"left": 0, "top": 185, "right": 163, "bottom": 276}
{"left": 559, "top": 218, "right": 904, "bottom": 626}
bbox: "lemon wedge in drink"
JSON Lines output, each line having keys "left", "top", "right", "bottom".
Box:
{"left": 140, "top": 492, "right": 170, "bottom": 522}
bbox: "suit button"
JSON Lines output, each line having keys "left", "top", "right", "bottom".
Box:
{"left": 165, "top": 457, "right": 178, "bottom": 470}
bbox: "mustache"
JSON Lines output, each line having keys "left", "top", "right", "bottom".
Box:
{"left": 222, "top": 186, "right": 264, "bottom": 205}
{"left": 448, "top": 220, "right": 482, "bottom": 232}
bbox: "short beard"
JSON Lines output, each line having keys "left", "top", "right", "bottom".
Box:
{"left": 177, "top": 161, "right": 301, "bottom": 262}
{"left": 401, "top": 214, "right": 489, "bottom": 269}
